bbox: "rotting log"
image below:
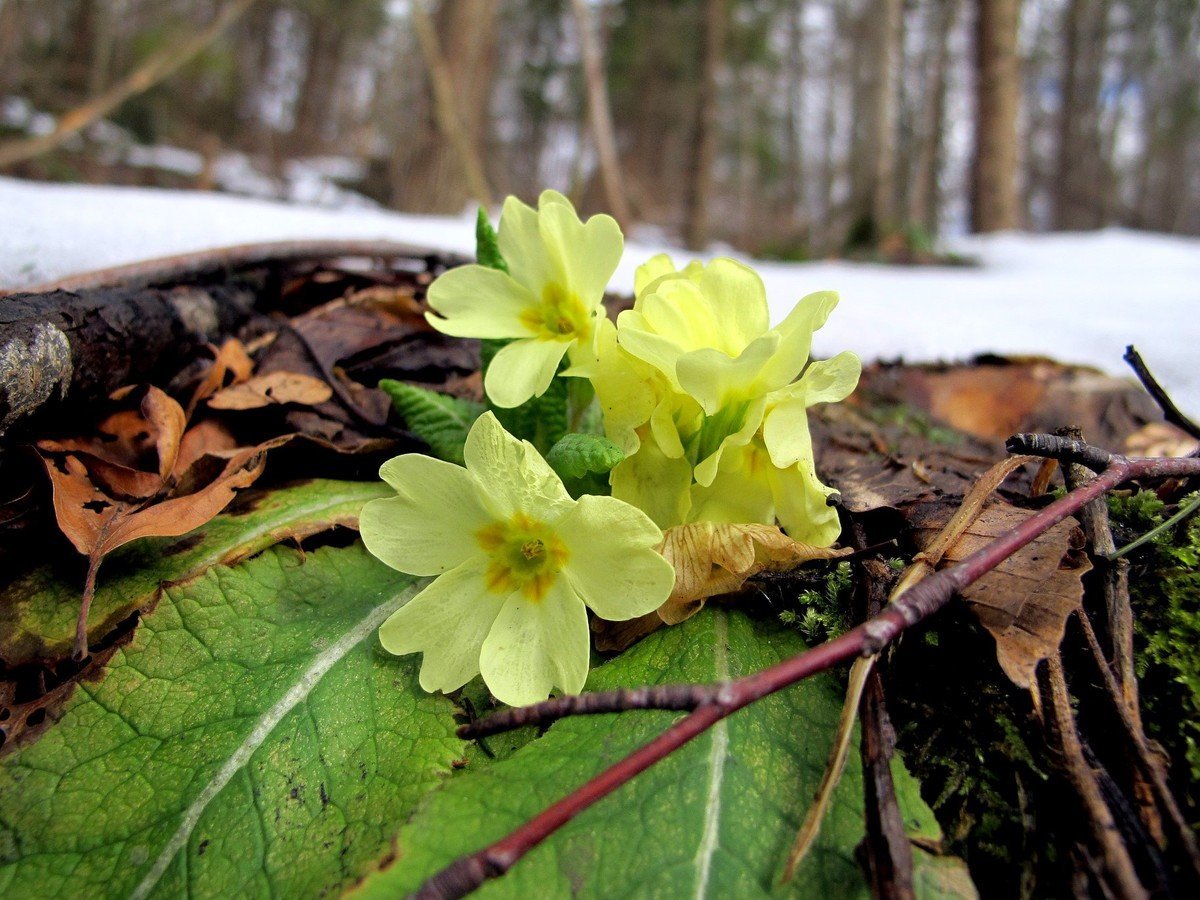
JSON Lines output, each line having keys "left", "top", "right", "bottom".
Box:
{"left": 0, "top": 281, "right": 259, "bottom": 437}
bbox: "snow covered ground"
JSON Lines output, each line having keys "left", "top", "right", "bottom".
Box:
{"left": 3, "top": 176, "right": 1197, "bottom": 415}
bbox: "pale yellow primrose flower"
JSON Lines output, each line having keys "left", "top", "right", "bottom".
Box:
{"left": 424, "top": 191, "right": 623, "bottom": 408}
{"left": 360, "top": 412, "right": 674, "bottom": 706}
{"left": 600, "top": 254, "right": 859, "bottom": 543}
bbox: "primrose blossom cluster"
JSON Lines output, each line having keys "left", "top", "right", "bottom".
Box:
{"left": 360, "top": 190, "right": 859, "bottom": 706}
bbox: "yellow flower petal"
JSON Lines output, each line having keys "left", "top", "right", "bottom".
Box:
{"left": 633, "top": 252, "right": 678, "bottom": 298}
{"left": 425, "top": 264, "right": 537, "bottom": 339}
{"left": 557, "top": 494, "right": 674, "bottom": 621}
{"left": 610, "top": 438, "right": 693, "bottom": 529}
{"left": 693, "top": 258, "right": 771, "bottom": 352}
{"left": 538, "top": 196, "right": 623, "bottom": 306}
{"left": 676, "top": 332, "right": 781, "bottom": 415}
{"left": 479, "top": 581, "right": 590, "bottom": 705}
{"left": 769, "top": 461, "right": 842, "bottom": 547}
{"left": 378, "top": 557, "right": 507, "bottom": 694}
{"left": 483, "top": 337, "right": 569, "bottom": 409}
{"left": 497, "top": 194, "right": 558, "bottom": 292}
{"left": 464, "top": 412, "right": 572, "bottom": 518}
{"left": 361, "top": 455, "right": 495, "bottom": 575}
{"left": 688, "top": 438, "right": 776, "bottom": 526}
{"left": 799, "top": 350, "right": 862, "bottom": 405}
{"left": 757, "top": 290, "right": 839, "bottom": 389}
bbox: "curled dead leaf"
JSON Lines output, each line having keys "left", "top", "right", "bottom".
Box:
{"left": 658, "top": 522, "right": 852, "bottom": 625}
{"left": 188, "top": 338, "right": 255, "bottom": 415}
{"left": 208, "top": 371, "right": 334, "bottom": 410}
{"left": 35, "top": 386, "right": 287, "bottom": 657}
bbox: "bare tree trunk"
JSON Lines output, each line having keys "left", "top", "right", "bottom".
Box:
{"left": 398, "top": 0, "right": 496, "bottom": 213}
{"left": 0, "top": 0, "right": 259, "bottom": 170}
{"left": 293, "top": 15, "right": 346, "bottom": 151}
{"left": 909, "top": 0, "right": 959, "bottom": 234}
{"left": 781, "top": 2, "right": 807, "bottom": 234}
{"left": 0, "top": 0, "right": 29, "bottom": 95}
{"left": 872, "top": 0, "right": 903, "bottom": 229}
{"left": 970, "top": 0, "right": 1023, "bottom": 233}
{"left": 570, "top": 0, "right": 631, "bottom": 226}
{"left": 1053, "top": 0, "right": 1111, "bottom": 230}
{"left": 682, "top": 0, "right": 727, "bottom": 250}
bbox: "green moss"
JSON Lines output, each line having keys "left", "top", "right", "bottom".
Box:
{"left": 776, "top": 560, "right": 853, "bottom": 644}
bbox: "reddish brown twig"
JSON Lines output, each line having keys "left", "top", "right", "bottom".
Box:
{"left": 415, "top": 445, "right": 1200, "bottom": 899}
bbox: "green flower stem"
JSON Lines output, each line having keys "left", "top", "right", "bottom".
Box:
{"left": 1107, "top": 492, "right": 1200, "bottom": 561}
{"left": 565, "top": 377, "right": 596, "bottom": 434}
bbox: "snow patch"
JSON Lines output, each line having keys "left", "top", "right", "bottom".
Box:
{"left": 1, "top": 177, "right": 1196, "bottom": 415}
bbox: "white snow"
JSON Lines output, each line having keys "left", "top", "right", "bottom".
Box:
{"left": 2, "top": 176, "right": 1197, "bottom": 415}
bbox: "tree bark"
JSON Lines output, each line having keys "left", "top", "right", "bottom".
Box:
{"left": 683, "top": 0, "right": 728, "bottom": 250}
{"left": 399, "top": 0, "right": 497, "bottom": 212}
{"left": 970, "top": 0, "right": 1023, "bottom": 232}
{"left": 1053, "top": 0, "right": 1111, "bottom": 230}
{"left": 872, "top": 0, "right": 903, "bottom": 229}
{"left": 909, "top": 0, "right": 959, "bottom": 234}
{"left": 571, "top": 0, "right": 631, "bottom": 226}
{"left": 0, "top": 283, "right": 259, "bottom": 439}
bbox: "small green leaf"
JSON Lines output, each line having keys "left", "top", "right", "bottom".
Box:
{"left": 476, "top": 206, "right": 508, "bottom": 272}
{"left": 356, "top": 608, "right": 974, "bottom": 898}
{"left": 545, "top": 432, "right": 624, "bottom": 481}
{"left": 0, "top": 544, "right": 464, "bottom": 898}
{"left": 380, "top": 379, "right": 484, "bottom": 465}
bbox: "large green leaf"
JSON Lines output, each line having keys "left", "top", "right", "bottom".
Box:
{"left": 0, "top": 543, "right": 464, "bottom": 898}
{"left": 355, "top": 608, "right": 973, "bottom": 898}
{"left": 0, "top": 479, "right": 389, "bottom": 665}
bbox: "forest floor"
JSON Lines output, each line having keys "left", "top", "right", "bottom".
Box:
{"left": 2, "top": 175, "right": 1198, "bottom": 417}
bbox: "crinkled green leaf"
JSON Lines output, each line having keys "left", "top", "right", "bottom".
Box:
{"left": 545, "top": 432, "right": 624, "bottom": 481}
{"left": 0, "top": 543, "right": 464, "bottom": 898}
{"left": 355, "top": 608, "right": 973, "bottom": 898}
{"left": 379, "top": 378, "right": 484, "bottom": 465}
{"left": 476, "top": 206, "right": 508, "bottom": 272}
{"left": 0, "top": 479, "right": 389, "bottom": 666}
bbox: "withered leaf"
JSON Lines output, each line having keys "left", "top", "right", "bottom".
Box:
{"left": 35, "top": 386, "right": 284, "bottom": 657}
{"left": 658, "top": 522, "right": 852, "bottom": 625}
{"left": 208, "top": 371, "right": 333, "bottom": 410}
{"left": 187, "top": 338, "right": 255, "bottom": 415}
{"left": 911, "top": 501, "right": 1093, "bottom": 688}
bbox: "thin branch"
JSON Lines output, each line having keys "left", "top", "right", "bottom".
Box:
{"left": 1074, "top": 609, "right": 1200, "bottom": 878}
{"left": 1041, "top": 655, "right": 1148, "bottom": 898}
{"left": 0, "top": 0, "right": 259, "bottom": 169}
{"left": 860, "top": 665, "right": 916, "bottom": 900}
{"left": 1059, "top": 427, "right": 1140, "bottom": 720}
{"left": 1124, "top": 345, "right": 1200, "bottom": 441}
{"left": 418, "top": 446, "right": 1200, "bottom": 899}
{"left": 459, "top": 684, "right": 713, "bottom": 740}
{"left": 1007, "top": 433, "right": 1113, "bottom": 471}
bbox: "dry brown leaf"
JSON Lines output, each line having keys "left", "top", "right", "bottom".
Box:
{"left": 188, "top": 338, "right": 255, "bottom": 415}
{"left": 208, "top": 371, "right": 333, "bottom": 410}
{"left": 657, "top": 522, "right": 852, "bottom": 625}
{"left": 36, "top": 386, "right": 285, "bottom": 657}
{"left": 911, "top": 502, "right": 1093, "bottom": 688}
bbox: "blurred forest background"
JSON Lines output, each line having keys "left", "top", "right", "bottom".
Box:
{"left": 1, "top": 0, "right": 1198, "bottom": 258}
